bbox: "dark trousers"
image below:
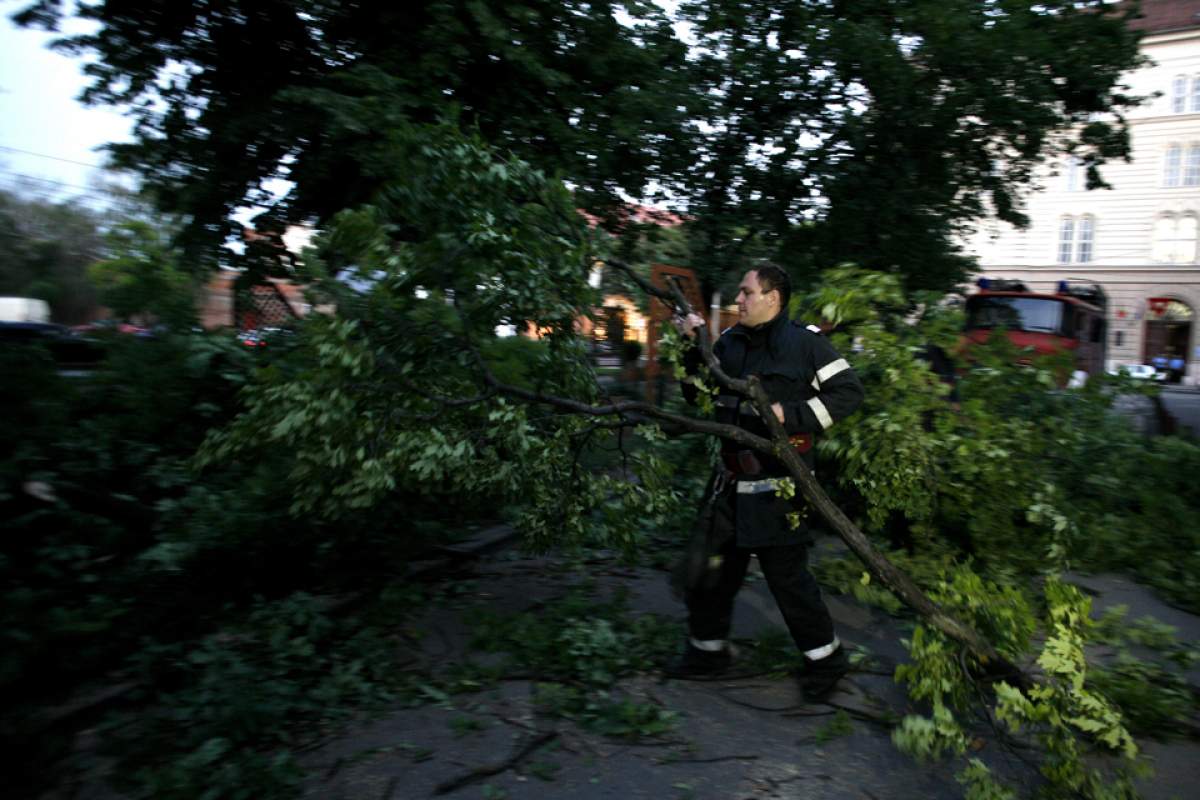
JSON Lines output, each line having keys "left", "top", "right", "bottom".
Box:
{"left": 686, "top": 492, "right": 835, "bottom": 654}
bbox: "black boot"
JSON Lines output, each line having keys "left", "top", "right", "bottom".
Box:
{"left": 664, "top": 641, "right": 733, "bottom": 679}
{"left": 801, "top": 644, "right": 849, "bottom": 701}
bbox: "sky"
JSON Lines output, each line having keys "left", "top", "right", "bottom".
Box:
{"left": 0, "top": 4, "right": 688, "bottom": 223}
{"left": 0, "top": 14, "right": 133, "bottom": 203}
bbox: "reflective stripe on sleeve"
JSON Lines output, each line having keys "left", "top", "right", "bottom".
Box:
{"left": 807, "top": 396, "right": 834, "bottom": 429}
{"left": 816, "top": 358, "right": 850, "bottom": 384}
{"left": 736, "top": 478, "right": 780, "bottom": 494}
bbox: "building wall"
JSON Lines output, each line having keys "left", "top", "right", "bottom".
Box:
{"left": 964, "top": 26, "right": 1200, "bottom": 381}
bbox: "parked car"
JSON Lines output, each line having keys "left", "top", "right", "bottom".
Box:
{"left": 1107, "top": 364, "right": 1167, "bottom": 381}
{"left": 237, "top": 326, "right": 296, "bottom": 348}
{"left": 1, "top": 321, "right": 105, "bottom": 373}
{"left": 71, "top": 320, "right": 153, "bottom": 337}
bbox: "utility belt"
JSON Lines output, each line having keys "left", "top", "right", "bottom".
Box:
{"left": 719, "top": 433, "right": 813, "bottom": 477}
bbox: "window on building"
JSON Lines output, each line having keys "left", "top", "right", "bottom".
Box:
{"left": 1152, "top": 214, "right": 1199, "bottom": 263}
{"left": 1057, "top": 215, "right": 1095, "bottom": 264}
{"left": 1076, "top": 215, "right": 1094, "bottom": 262}
{"left": 1193, "top": 75, "right": 1200, "bottom": 112}
{"left": 1057, "top": 217, "right": 1075, "bottom": 264}
{"left": 1173, "top": 75, "right": 1188, "bottom": 113}
{"left": 1165, "top": 145, "right": 1183, "bottom": 187}
{"left": 1065, "top": 156, "right": 1082, "bottom": 192}
{"left": 1115, "top": 330, "right": 1124, "bottom": 348}
{"left": 1187, "top": 145, "right": 1200, "bottom": 186}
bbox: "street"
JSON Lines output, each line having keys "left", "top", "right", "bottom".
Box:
{"left": 1161, "top": 386, "right": 1200, "bottom": 437}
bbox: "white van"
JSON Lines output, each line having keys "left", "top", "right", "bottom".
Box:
{"left": 0, "top": 297, "right": 51, "bottom": 323}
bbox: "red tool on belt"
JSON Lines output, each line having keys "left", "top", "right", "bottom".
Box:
{"left": 721, "top": 433, "right": 813, "bottom": 475}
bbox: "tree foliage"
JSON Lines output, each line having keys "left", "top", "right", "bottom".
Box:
{"left": 679, "top": 0, "right": 1145, "bottom": 291}
{"left": 797, "top": 269, "right": 1200, "bottom": 797}
{"left": 15, "top": 0, "right": 696, "bottom": 266}
{"left": 197, "top": 123, "right": 691, "bottom": 552}
{"left": 88, "top": 220, "right": 197, "bottom": 326}
{"left": 0, "top": 188, "right": 103, "bottom": 323}
{"left": 16, "top": 0, "right": 1145, "bottom": 291}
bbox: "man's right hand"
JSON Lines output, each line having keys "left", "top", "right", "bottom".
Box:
{"left": 673, "top": 312, "right": 706, "bottom": 339}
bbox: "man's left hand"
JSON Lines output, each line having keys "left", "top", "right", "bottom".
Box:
{"left": 771, "top": 402, "right": 785, "bottom": 423}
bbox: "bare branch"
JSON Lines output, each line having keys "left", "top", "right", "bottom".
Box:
{"left": 603, "top": 257, "right": 747, "bottom": 396}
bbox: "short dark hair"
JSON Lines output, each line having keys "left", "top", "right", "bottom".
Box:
{"left": 753, "top": 263, "right": 791, "bottom": 312}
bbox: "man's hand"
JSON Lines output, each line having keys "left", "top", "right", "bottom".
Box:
{"left": 771, "top": 402, "right": 785, "bottom": 423}
{"left": 672, "top": 312, "right": 706, "bottom": 339}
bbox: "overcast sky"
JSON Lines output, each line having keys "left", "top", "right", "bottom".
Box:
{"left": 0, "top": 14, "right": 133, "bottom": 202}
{"left": 0, "top": 5, "right": 687, "bottom": 215}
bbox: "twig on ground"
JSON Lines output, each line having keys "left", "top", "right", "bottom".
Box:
{"left": 709, "top": 686, "right": 806, "bottom": 713}
{"left": 431, "top": 730, "right": 558, "bottom": 796}
{"left": 779, "top": 707, "right": 839, "bottom": 718}
{"left": 813, "top": 699, "right": 896, "bottom": 728}
{"left": 658, "top": 753, "right": 761, "bottom": 764}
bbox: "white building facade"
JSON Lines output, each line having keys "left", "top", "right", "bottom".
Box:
{"left": 964, "top": 1, "right": 1200, "bottom": 383}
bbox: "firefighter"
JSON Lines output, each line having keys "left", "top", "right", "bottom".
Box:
{"left": 668, "top": 264, "right": 864, "bottom": 701}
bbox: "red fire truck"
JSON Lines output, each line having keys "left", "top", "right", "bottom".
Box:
{"left": 962, "top": 278, "right": 1108, "bottom": 377}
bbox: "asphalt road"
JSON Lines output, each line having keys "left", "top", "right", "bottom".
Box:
{"left": 1160, "top": 386, "right": 1200, "bottom": 437}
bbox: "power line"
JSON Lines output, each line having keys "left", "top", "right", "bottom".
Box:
{"left": 0, "top": 169, "right": 101, "bottom": 195}
{"left": 0, "top": 144, "right": 106, "bottom": 169}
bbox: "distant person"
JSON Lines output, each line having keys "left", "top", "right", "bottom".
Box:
{"left": 615, "top": 340, "right": 644, "bottom": 397}
{"left": 1168, "top": 355, "right": 1185, "bottom": 383}
{"left": 919, "top": 343, "right": 961, "bottom": 405}
{"left": 669, "top": 264, "right": 864, "bottom": 702}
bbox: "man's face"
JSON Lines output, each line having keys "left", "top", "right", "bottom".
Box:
{"left": 736, "top": 270, "right": 779, "bottom": 327}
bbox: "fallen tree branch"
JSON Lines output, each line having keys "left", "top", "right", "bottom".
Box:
{"left": 485, "top": 257, "right": 1029, "bottom": 686}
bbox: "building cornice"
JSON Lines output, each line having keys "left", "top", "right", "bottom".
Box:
{"left": 1142, "top": 28, "right": 1200, "bottom": 45}
{"left": 978, "top": 264, "right": 1200, "bottom": 278}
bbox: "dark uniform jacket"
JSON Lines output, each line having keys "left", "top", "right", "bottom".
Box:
{"left": 683, "top": 312, "right": 864, "bottom": 546}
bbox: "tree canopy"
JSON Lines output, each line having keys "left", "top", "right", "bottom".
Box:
{"left": 677, "top": 0, "right": 1145, "bottom": 291}
{"left": 16, "top": 0, "right": 1145, "bottom": 292}
{"left": 0, "top": 188, "right": 102, "bottom": 323}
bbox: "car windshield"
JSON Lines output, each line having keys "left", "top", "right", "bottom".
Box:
{"left": 966, "top": 296, "right": 1066, "bottom": 335}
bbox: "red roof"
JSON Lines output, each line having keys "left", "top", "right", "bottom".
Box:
{"left": 577, "top": 204, "right": 686, "bottom": 230}
{"left": 1126, "top": 0, "right": 1200, "bottom": 34}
